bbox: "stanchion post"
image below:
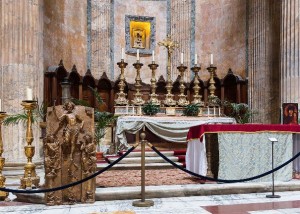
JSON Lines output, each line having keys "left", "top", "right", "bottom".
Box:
{"left": 132, "top": 129, "right": 154, "bottom": 207}
{"left": 266, "top": 137, "right": 280, "bottom": 198}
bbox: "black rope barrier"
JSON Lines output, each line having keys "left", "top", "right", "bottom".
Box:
{"left": 0, "top": 146, "right": 136, "bottom": 194}
{"left": 149, "top": 144, "right": 300, "bottom": 183}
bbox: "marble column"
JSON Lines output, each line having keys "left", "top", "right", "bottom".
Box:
{"left": 247, "top": 0, "right": 281, "bottom": 124}
{"left": 0, "top": 0, "right": 44, "bottom": 170}
{"left": 281, "top": 0, "right": 300, "bottom": 104}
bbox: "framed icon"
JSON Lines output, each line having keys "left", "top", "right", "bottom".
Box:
{"left": 282, "top": 103, "right": 298, "bottom": 124}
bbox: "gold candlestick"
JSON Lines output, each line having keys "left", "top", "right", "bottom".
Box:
{"left": 158, "top": 35, "right": 178, "bottom": 106}
{"left": 20, "top": 100, "right": 40, "bottom": 189}
{"left": 132, "top": 60, "right": 145, "bottom": 106}
{"left": 0, "top": 112, "right": 8, "bottom": 200}
{"left": 191, "top": 65, "right": 204, "bottom": 106}
{"left": 207, "top": 65, "right": 219, "bottom": 106}
{"left": 148, "top": 62, "right": 160, "bottom": 106}
{"left": 177, "top": 64, "right": 189, "bottom": 107}
{"left": 115, "top": 59, "right": 129, "bottom": 106}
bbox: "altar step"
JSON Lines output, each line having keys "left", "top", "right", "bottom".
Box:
{"left": 97, "top": 150, "right": 186, "bottom": 170}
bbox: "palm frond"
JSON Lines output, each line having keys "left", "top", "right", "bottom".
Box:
{"left": 88, "top": 86, "right": 103, "bottom": 105}
{"left": 71, "top": 98, "right": 91, "bottom": 107}
{"left": 3, "top": 113, "right": 37, "bottom": 126}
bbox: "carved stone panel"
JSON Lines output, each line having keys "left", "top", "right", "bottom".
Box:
{"left": 44, "top": 102, "right": 95, "bottom": 205}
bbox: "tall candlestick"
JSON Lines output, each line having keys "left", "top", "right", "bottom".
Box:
{"left": 26, "top": 88, "right": 33, "bottom": 100}
{"left": 195, "top": 54, "right": 198, "bottom": 65}
{"left": 152, "top": 50, "right": 155, "bottom": 62}
{"left": 210, "top": 54, "right": 213, "bottom": 65}
{"left": 137, "top": 49, "right": 140, "bottom": 61}
{"left": 180, "top": 53, "right": 183, "bottom": 64}
{"left": 121, "top": 48, "right": 124, "bottom": 60}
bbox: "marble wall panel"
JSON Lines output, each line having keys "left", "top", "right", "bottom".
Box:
{"left": 43, "top": 0, "right": 87, "bottom": 75}
{"left": 195, "top": 0, "right": 247, "bottom": 81}
{"left": 113, "top": 0, "right": 168, "bottom": 84}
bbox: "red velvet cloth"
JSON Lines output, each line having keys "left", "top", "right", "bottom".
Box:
{"left": 187, "top": 124, "right": 300, "bottom": 142}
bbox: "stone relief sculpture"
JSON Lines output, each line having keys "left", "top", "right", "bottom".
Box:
{"left": 44, "top": 101, "right": 95, "bottom": 205}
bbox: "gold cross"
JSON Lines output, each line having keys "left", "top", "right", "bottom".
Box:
{"left": 158, "top": 34, "right": 179, "bottom": 55}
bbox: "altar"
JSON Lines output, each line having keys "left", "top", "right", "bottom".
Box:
{"left": 186, "top": 124, "right": 300, "bottom": 182}
{"left": 115, "top": 116, "right": 236, "bottom": 151}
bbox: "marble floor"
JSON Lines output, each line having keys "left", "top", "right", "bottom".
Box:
{"left": 1, "top": 191, "right": 300, "bottom": 214}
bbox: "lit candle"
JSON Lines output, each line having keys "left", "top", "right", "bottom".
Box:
{"left": 121, "top": 48, "right": 124, "bottom": 60}
{"left": 0, "top": 99, "right": 1, "bottom": 111}
{"left": 195, "top": 54, "right": 198, "bottom": 65}
{"left": 218, "top": 107, "right": 221, "bottom": 116}
{"left": 152, "top": 50, "right": 155, "bottom": 62}
{"left": 210, "top": 54, "right": 213, "bottom": 65}
{"left": 207, "top": 106, "right": 210, "bottom": 116}
{"left": 137, "top": 49, "right": 140, "bottom": 61}
{"left": 26, "top": 87, "right": 33, "bottom": 100}
{"left": 213, "top": 107, "right": 216, "bottom": 116}
{"left": 181, "top": 53, "right": 183, "bottom": 64}
{"left": 132, "top": 106, "right": 135, "bottom": 115}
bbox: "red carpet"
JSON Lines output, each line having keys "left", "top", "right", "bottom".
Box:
{"left": 96, "top": 168, "right": 209, "bottom": 187}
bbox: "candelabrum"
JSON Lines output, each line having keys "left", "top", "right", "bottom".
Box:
{"left": 115, "top": 59, "right": 129, "bottom": 106}
{"left": 207, "top": 65, "right": 219, "bottom": 106}
{"left": 132, "top": 60, "right": 145, "bottom": 106}
{"left": 0, "top": 112, "right": 8, "bottom": 200}
{"left": 148, "top": 62, "right": 160, "bottom": 106}
{"left": 20, "top": 100, "right": 40, "bottom": 189}
{"left": 158, "top": 35, "right": 178, "bottom": 106}
{"left": 191, "top": 65, "right": 204, "bottom": 106}
{"left": 177, "top": 64, "right": 189, "bottom": 107}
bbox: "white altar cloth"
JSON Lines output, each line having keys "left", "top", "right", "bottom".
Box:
{"left": 115, "top": 116, "right": 235, "bottom": 150}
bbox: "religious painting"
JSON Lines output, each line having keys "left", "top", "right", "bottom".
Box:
{"left": 282, "top": 103, "right": 298, "bottom": 124}
{"left": 132, "top": 28, "right": 146, "bottom": 49}
{"left": 125, "top": 15, "right": 155, "bottom": 55}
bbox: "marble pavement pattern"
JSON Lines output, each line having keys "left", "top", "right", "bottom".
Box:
{"left": 1, "top": 191, "right": 300, "bottom": 214}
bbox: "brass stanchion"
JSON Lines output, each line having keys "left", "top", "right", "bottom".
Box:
{"left": 0, "top": 112, "right": 8, "bottom": 200}
{"left": 132, "top": 130, "right": 154, "bottom": 207}
{"left": 20, "top": 100, "right": 40, "bottom": 189}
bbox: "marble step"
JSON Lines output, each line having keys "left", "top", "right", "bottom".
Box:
{"left": 96, "top": 162, "right": 183, "bottom": 170}
{"left": 107, "top": 156, "right": 179, "bottom": 164}
{"left": 119, "top": 151, "right": 175, "bottom": 157}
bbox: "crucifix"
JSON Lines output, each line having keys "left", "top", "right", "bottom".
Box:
{"left": 158, "top": 35, "right": 179, "bottom": 106}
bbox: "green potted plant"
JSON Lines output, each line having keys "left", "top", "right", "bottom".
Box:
{"left": 142, "top": 102, "right": 160, "bottom": 116}
{"left": 183, "top": 103, "right": 200, "bottom": 116}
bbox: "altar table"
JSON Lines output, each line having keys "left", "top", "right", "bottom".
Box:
{"left": 115, "top": 116, "right": 235, "bottom": 150}
{"left": 186, "top": 124, "right": 300, "bottom": 182}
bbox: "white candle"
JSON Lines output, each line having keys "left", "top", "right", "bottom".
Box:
{"left": 26, "top": 87, "right": 33, "bottom": 100}
{"left": 0, "top": 99, "right": 1, "bottom": 111}
{"left": 132, "top": 106, "right": 135, "bottom": 115}
{"left": 180, "top": 53, "right": 183, "bottom": 64}
{"left": 126, "top": 105, "right": 128, "bottom": 115}
{"left": 210, "top": 54, "right": 213, "bottom": 65}
{"left": 195, "top": 54, "right": 198, "bottom": 65}
{"left": 218, "top": 107, "right": 221, "bottom": 116}
{"left": 207, "top": 107, "right": 210, "bottom": 116}
{"left": 213, "top": 107, "right": 216, "bottom": 116}
{"left": 121, "top": 48, "right": 124, "bottom": 60}
{"left": 152, "top": 50, "right": 155, "bottom": 62}
{"left": 137, "top": 49, "right": 140, "bottom": 61}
